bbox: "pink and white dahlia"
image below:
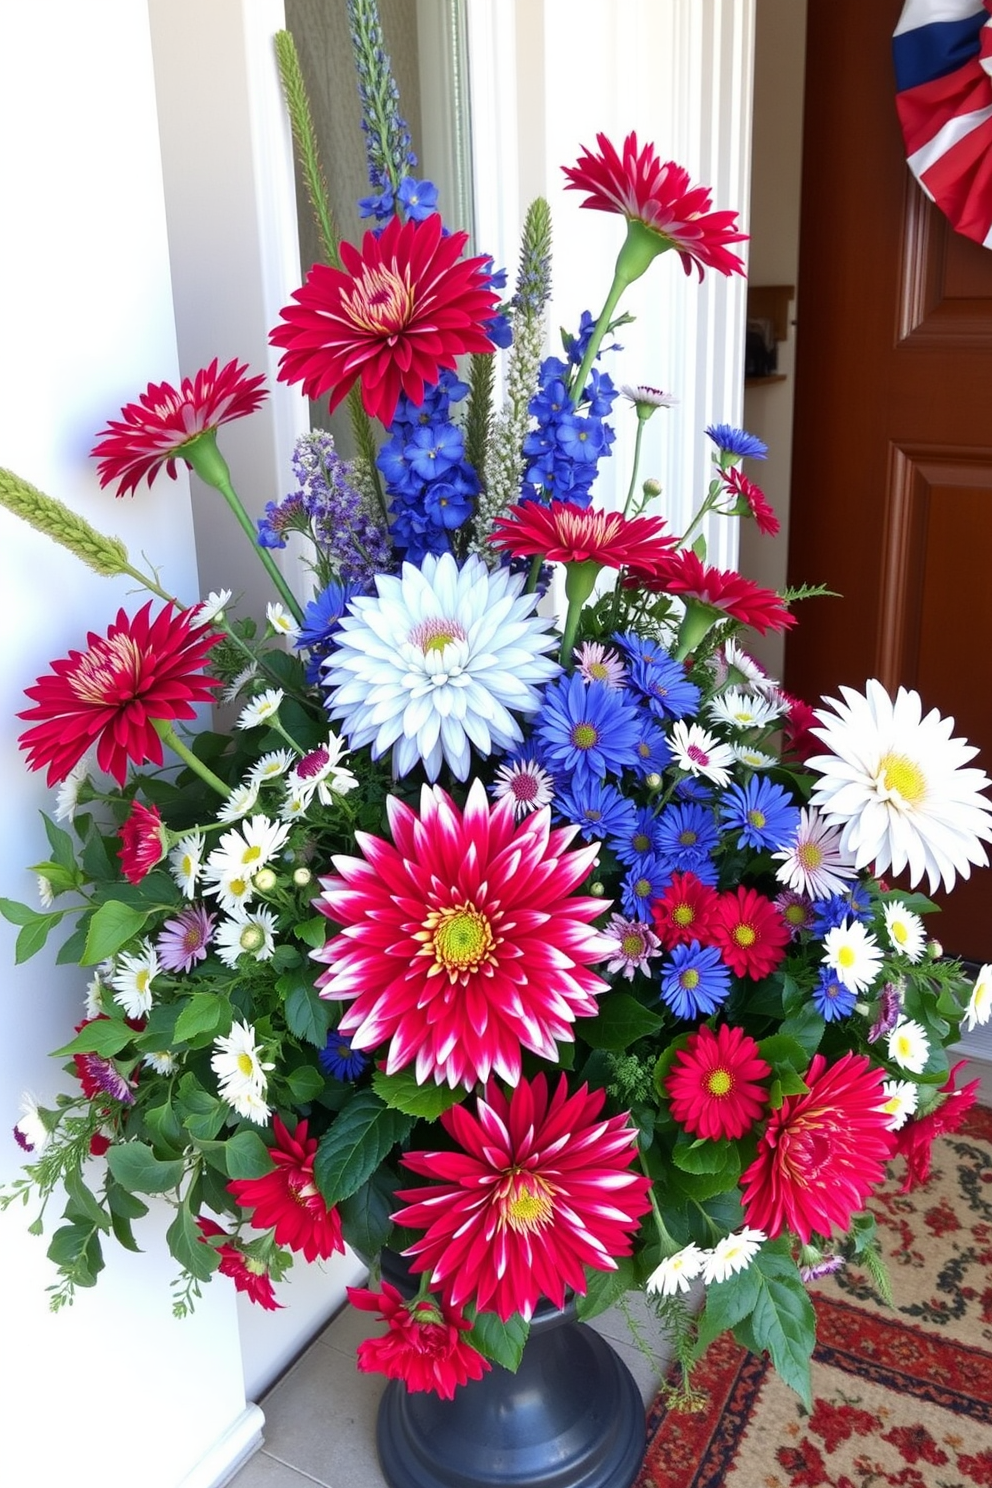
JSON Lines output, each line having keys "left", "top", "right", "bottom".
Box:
{"left": 313, "top": 780, "right": 613, "bottom": 1088}
{"left": 393, "top": 1074, "right": 653, "bottom": 1321}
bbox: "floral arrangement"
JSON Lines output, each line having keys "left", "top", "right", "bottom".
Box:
{"left": 3, "top": 0, "right": 992, "bottom": 1411}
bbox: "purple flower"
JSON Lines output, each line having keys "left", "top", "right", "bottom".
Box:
{"left": 157, "top": 906, "right": 216, "bottom": 974}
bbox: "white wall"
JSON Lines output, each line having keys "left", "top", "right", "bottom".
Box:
{"left": 0, "top": 6, "right": 258, "bottom": 1485}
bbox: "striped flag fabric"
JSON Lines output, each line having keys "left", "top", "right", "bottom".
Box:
{"left": 893, "top": 0, "right": 992, "bottom": 245}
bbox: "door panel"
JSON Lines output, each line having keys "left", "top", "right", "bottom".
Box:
{"left": 785, "top": 0, "right": 992, "bottom": 960}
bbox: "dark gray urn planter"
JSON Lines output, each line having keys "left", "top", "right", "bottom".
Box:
{"left": 374, "top": 1283, "right": 647, "bottom": 1488}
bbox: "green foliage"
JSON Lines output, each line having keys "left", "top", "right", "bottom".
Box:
{"left": 467, "top": 1309, "right": 530, "bottom": 1371}
{"left": 314, "top": 1092, "right": 414, "bottom": 1207}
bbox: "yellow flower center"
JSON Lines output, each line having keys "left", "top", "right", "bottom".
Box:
{"left": 136, "top": 970, "right": 150, "bottom": 993}
{"left": 344, "top": 262, "right": 415, "bottom": 335}
{"left": 421, "top": 901, "right": 497, "bottom": 982}
{"left": 621, "top": 931, "right": 645, "bottom": 958}
{"left": 734, "top": 924, "right": 757, "bottom": 947}
{"left": 498, "top": 1172, "right": 555, "bottom": 1233}
{"left": 409, "top": 616, "right": 468, "bottom": 655}
{"left": 797, "top": 841, "right": 823, "bottom": 870}
{"left": 236, "top": 1052, "right": 255, "bottom": 1077}
{"left": 747, "top": 808, "right": 767, "bottom": 829}
{"left": 68, "top": 632, "right": 143, "bottom": 704}
{"left": 878, "top": 752, "right": 927, "bottom": 807}
{"left": 891, "top": 920, "right": 908, "bottom": 945}
{"left": 673, "top": 904, "right": 695, "bottom": 926}
{"left": 570, "top": 722, "right": 599, "bottom": 751}
{"left": 837, "top": 946, "right": 856, "bottom": 968}
{"left": 680, "top": 968, "right": 700, "bottom": 990}
{"left": 242, "top": 845, "right": 262, "bottom": 865}
{"left": 706, "top": 1067, "right": 732, "bottom": 1097}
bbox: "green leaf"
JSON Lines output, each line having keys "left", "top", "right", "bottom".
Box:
{"left": 173, "top": 994, "right": 231, "bottom": 1046}
{"left": 583, "top": 992, "right": 664, "bottom": 1051}
{"left": 42, "top": 812, "right": 79, "bottom": 872}
{"left": 293, "top": 916, "right": 328, "bottom": 949}
{"left": 15, "top": 912, "right": 64, "bottom": 963}
{"left": 53, "top": 1019, "right": 134, "bottom": 1057}
{"left": 468, "top": 1309, "right": 530, "bottom": 1371}
{"left": 167, "top": 1201, "right": 220, "bottom": 1282}
{"left": 283, "top": 1063, "right": 326, "bottom": 1102}
{"left": 181, "top": 1090, "right": 228, "bottom": 1144}
{"left": 80, "top": 829, "right": 116, "bottom": 882}
{"left": 575, "top": 1255, "right": 638, "bottom": 1322}
{"left": 372, "top": 1069, "right": 468, "bottom": 1119}
{"left": 105, "top": 1142, "right": 186, "bottom": 1195}
{"left": 108, "top": 1206, "right": 142, "bottom": 1254}
{"left": 0, "top": 896, "right": 44, "bottom": 926}
{"left": 695, "top": 1266, "right": 762, "bottom": 1356}
{"left": 339, "top": 1168, "right": 400, "bottom": 1258}
{"left": 777, "top": 1001, "right": 825, "bottom": 1059}
{"left": 280, "top": 970, "right": 333, "bottom": 1047}
{"left": 29, "top": 860, "right": 82, "bottom": 894}
{"left": 82, "top": 899, "right": 150, "bottom": 964}
{"left": 56, "top": 922, "right": 90, "bottom": 965}
{"left": 224, "top": 1129, "right": 275, "bottom": 1181}
{"left": 63, "top": 1168, "right": 112, "bottom": 1233}
{"left": 313, "top": 1091, "right": 414, "bottom": 1207}
{"left": 747, "top": 1249, "right": 816, "bottom": 1408}
{"left": 142, "top": 1096, "right": 184, "bottom": 1153}
{"left": 756, "top": 1034, "right": 810, "bottom": 1072}
{"left": 671, "top": 1134, "right": 741, "bottom": 1182}
{"left": 106, "top": 1181, "right": 149, "bottom": 1222}
{"left": 47, "top": 1223, "right": 104, "bottom": 1287}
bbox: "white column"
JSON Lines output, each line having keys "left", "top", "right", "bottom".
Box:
{"left": 0, "top": 5, "right": 259, "bottom": 1485}
{"left": 467, "top": 0, "right": 755, "bottom": 570}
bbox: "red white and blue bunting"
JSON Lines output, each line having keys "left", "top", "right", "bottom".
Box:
{"left": 893, "top": 0, "right": 992, "bottom": 245}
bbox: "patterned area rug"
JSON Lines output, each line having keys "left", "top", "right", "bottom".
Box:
{"left": 636, "top": 1105, "right": 992, "bottom": 1488}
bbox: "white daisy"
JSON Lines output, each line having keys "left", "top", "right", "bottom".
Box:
{"left": 216, "top": 781, "right": 260, "bottom": 824}
{"left": 266, "top": 602, "right": 299, "bottom": 640}
{"left": 222, "top": 663, "right": 259, "bottom": 703}
{"left": 84, "top": 970, "right": 109, "bottom": 1019}
{"left": 807, "top": 679, "right": 992, "bottom": 893}
{"left": 36, "top": 875, "right": 54, "bottom": 909}
{"left": 143, "top": 1050, "right": 179, "bottom": 1076}
{"left": 731, "top": 743, "right": 777, "bottom": 771}
{"left": 248, "top": 749, "right": 296, "bottom": 786}
{"left": 280, "top": 785, "right": 311, "bottom": 822}
{"left": 109, "top": 941, "right": 159, "bottom": 1019}
{"left": 237, "top": 688, "right": 285, "bottom": 730}
{"left": 773, "top": 806, "right": 858, "bottom": 900}
{"left": 707, "top": 688, "right": 783, "bottom": 731}
{"left": 211, "top": 1021, "right": 274, "bottom": 1109}
{"left": 491, "top": 757, "right": 555, "bottom": 819}
{"left": 668, "top": 720, "right": 736, "bottom": 788}
{"left": 646, "top": 1243, "right": 705, "bottom": 1297}
{"left": 963, "top": 963, "right": 992, "bottom": 1032}
{"left": 882, "top": 901, "right": 926, "bottom": 963}
{"left": 226, "top": 1086, "right": 273, "bottom": 1125}
{"left": 193, "top": 588, "right": 233, "bottom": 624}
{"left": 169, "top": 831, "right": 206, "bottom": 897}
{"left": 214, "top": 906, "right": 278, "bottom": 969}
{"left": 53, "top": 754, "right": 93, "bottom": 823}
{"left": 701, "top": 1228, "right": 766, "bottom": 1285}
{"left": 881, "top": 1077, "right": 919, "bottom": 1130}
{"left": 200, "top": 860, "right": 256, "bottom": 914}
{"left": 323, "top": 551, "right": 561, "bottom": 782}
{"left": 821, "top": 919, "right": 884, "bottom": 993}
{"left": 13, "top": 1093, "right": 50, "bottom": 1155}
{"left": 887, "top": 1017, "right": 930, "bottom": 1074}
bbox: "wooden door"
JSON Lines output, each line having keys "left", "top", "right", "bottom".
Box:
{"left": 785, "top": 0, "right": 992, "bottom": 962}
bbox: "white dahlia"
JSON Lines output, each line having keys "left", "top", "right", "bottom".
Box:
{"left": 806, "top": 680, "right": 992, "bottom": 893}
{"left": 322, "top": 552, "right": 561, "bottom": 781}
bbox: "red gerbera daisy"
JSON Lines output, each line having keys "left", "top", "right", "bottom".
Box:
{"left": 711, "top": 886, "right": 790, "bottom": 978}
{"left": 271, "top": 212, "right": 498, "bottom": 427}
{"left": 394, "top": 1073, "right": 653, "bottom": 1322}
{"left": 313, "top": 779, "right": 613, "bottom": 1089}
{"left": 227, "top": 1115, "right": 345, "bottom": 1263}
{"left": 649, "top": 549, "right": 796, "bottom": 636}
{"left": 195, "top": 1217, "right": 282, "bottom": 1311}
{"left": 117, "top": 800, "right": 167, "bottom": 885}
{"left": 722, "top": 467, "right": 780, "bottom": 536}
{"left": 490, "top": 501, "right": 677, "bottom": 575}
{"left": 562, "top": 133, "right": 746, "bottom": 280}
{"left": 893, "top": 1061, "right": 980, "bottom": 1193}
{"left": 17, "top": 601, "right": 221, "bottom": 785}
{"left": 91, "top": 358, "right": 267, "bottom": 496}
{"left": 740, "top": 1052, "right": 895, "bottom": 1243}
{"left": 652, "top": 870, "right": 720, "bottom": 950}
{"left": 348, "top": 1281, "right": 491, "bottom": 1400}
{"left": 665, "top": 1024, "right": 772, "bottom": 1141}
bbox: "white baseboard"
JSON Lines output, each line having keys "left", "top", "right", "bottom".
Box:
{"left": 178, "top": 1404, "right": 265, "bottom": 1488}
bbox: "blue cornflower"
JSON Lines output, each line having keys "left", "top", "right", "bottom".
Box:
{"left": 625, "top": 654, "right": 701, "bottom": 721}
{"left": 655, "top": 802, "right": 721, "bottom": 872}
{"left": 620, "top": 854, "right": 672, "bottom": 922}
{"left": 812, "top": 969, "right": 857, "bottom": 1022}
{"left": 535, "top": 675, "right": 641, "bottom": 784}
{"left": 295, "top": 579, "right": 361, "bottom": 685}
{"left": 319, "top": 1032, "right": 369, "bottom": 1081}
{"left": 610, "top": 806, "right": 665, "bottom": 867}
{"left": 675, "top": 776, "right": 714, "bottom": 804}
{"left": 811, "top": 881, "right": 873, "bottom": 937}
{"left": 630, "top": 716, "right": 672, "bottom": 779}
{"left": 397, "top": 176, "right": 439, "bottom": 220}
{"left": 659, "top": 942, "right": 732, "bottom": 1020}
{"left": 719, "top": 776, "right": 801, "bottom": 852}
{"left": 705, "top": 423, "right": 768, "bottom": 461}
{"left": 554, "top": 779, "right": 637, "bottom": 843}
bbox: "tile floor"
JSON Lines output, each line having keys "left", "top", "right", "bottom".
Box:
{"left": 226, "top": 1057, "right": 992, "bottom": 1488}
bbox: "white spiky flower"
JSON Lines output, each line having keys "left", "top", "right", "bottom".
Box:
{"left": 668, "top": 720, "right": 735, "bottom": 787}
{"left": 266, "top": 602, "right": 299, "bottom": 639}
{"left": 109, "top": 940, "right": 159, "bottom": 1019}
{"left": 773, "top": 806, "right": 859, "bottom": 900}
{"left": 214, "top": 906, "right": 278, "bottom": 969}
{"left": 882, "top": 901, "right": 926, "bottom": 963}
{"left": 169, "top": 831, "right": 206, "bottom": 897}
{"left": 881, "top": 1078, "right": 919, "bottom": 1130}
{"left": 237, "top": 688, "right": 284, "bottom": 730}
{"left": 210, "top": 1021, "right": 274, "bottom": 1119}
{"left": 707, "top": 687, "right": 782, "bottom": 731}
{"left": 646, "top": 1243, "right": 705, "bottom": 1296}
{"left": 821, "top": 919, "right": 884, "bottom": 993}
{"left": 323, "top": 552, "right": 561, "bottom": 781}
{"left": 53, "top": 754, "right": 93, "bottom": 823}
{"left": 701, "top": 1228, "right": 766, "bottom": 1285}
{"left": 216, "top": 782, "right": 260, "bottom": 824}
{"left": 807, "top": 679, "right": 992, "bottom": 893}
{"left": 194, "top": 588, "right": 233, "bottom": 624}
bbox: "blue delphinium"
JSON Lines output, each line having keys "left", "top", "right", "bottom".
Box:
{"left": 553, "top": 779, "right": 637, "bottom": 844}
{"left": 719, "top": 775, "right": 801, "bottom": 852}
{"left": 295, "top": 579, "right": 361, "bottom": 685}
{"left": 377, "top": 370, "right": 481, "bottom": 561}
{"left": 620, "top": 854, "right": 672, "bottom": 922}
{"left": 659, "top": 942, "right": 732, "bottom": 1020}
{"left": 704, "top": 423, "right": 768, "bottom": 462}
{"left": 319, "top": 1031, "right": 369, "bottom": 1081}
{"left": 812, "top": 969, "right": 857, "bottom": 1022}
{"left": 519, "top": 312, "right": 619, "bottom": 508}
{"left": 347, "top": 0, "right": 417, "bottom": 206}
{"left": 535, "top": 674, "right": 641, "bottom": 785}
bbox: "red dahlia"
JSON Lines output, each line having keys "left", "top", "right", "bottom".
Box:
{"left": 348, "top": 1281, "right": 490, "bottom": 1400}
{"left": 665, "top": 1023, "right": 771, "bottom": 1141}
{"left": 893, "top": 1061, "right": 980, "bottom": 1192}
{"left": 722, "top": 467, "right": 780, "bottom": 536}
{"left": 92, "top": 358, "right": 267, "bottom": 496}
{"left": 17, "top": 601, "right": 221, "bottom": 785}
{"left": 648, "top": 549, "right": 796, "bottom": 636}
{"left": 117, "top": 800, "right": 167, "bottom": 884}
{"left": 395, "top": 1074, "right": 652, "bottom": 1322}
{"left": 490, "top": 501, "right": 677, "bottom": 575}
{"left": 711, "top": 886, "right": 790, "bottom": 979}
{"left": 271, "top": 212, "right": 498, "bottom": 427}
{"left": 562, "top": 133, "right": 746, "bottom": 280}
{"left": 227, "top": 1115, "right": 344, "bottom": 1263}
{"left": 313, "top": 780, "right": 613, "bottom": 1089}
{"left": 740, "top": 1052, "right": 895, "bottom": 1243}
{"left": 196, "top": 1217, "right": 282, "bottom": 1311}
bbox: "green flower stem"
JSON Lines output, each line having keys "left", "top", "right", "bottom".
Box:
{"left": 182, "top": 432, "right": 305, "bottom": 625}
{"left": 265, "top": 715, "right": 307, "bottom": 756}
{"left": 153, "top": 719, "right": 231, "bottom": 798}
{"left": 570, "top": 270, "right": 627, "bottom": 411}
{"left": 673, "top": 598, "right": 723, "bottom": 662}
{"left": 525, "top": 554, "right": 544, "bottom": 596}
{"left": 678, "top": 479, "right": 723, "bottom": 549}
{"left": 559, "top": 559, "right": 602, "bottom": 666}
{"left": 622, "top": 413, "right": 649, "bottom": 518}
{"left": 639, "top": 1153, "right": 681, "bottom": 1256}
